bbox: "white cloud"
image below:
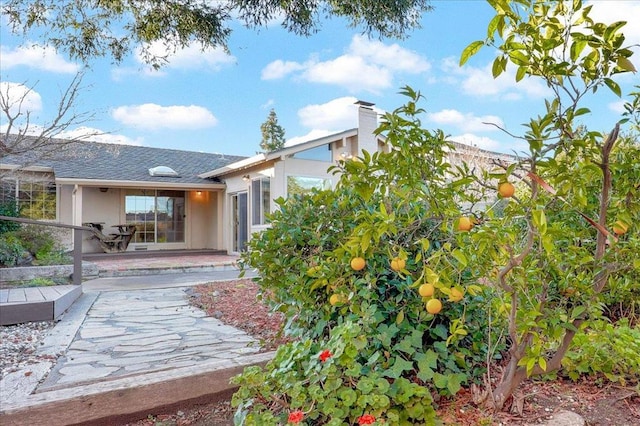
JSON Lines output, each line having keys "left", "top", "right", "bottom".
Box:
{"left": 261, "top": 35, "right": 430, "bottom": 93}
{"left": 303, "top": 56, "right": 392, "bottom": 93}
{"left": 119, "top": 41, "right": 235, "bottom": 78}
{"left": 261, "top": 60, "right": 307, "bottom": 80}
{"left": 297, "top": 97, "right": 360, "bottom": 130}
{"left": 57, "top": 127, "right": 144, "bottom": 145}
{"left": 458, "top": 61, "right": 550, "bottom": 99}
{"left": 427, "top": 109, "right": 504, "bottom": 133}
{"left": 348, "top": 35, "right": 430, "bottom": 73}
{"left": 0, "top": 44, "right": 79, "bottom": 73}
{"left": 287, "top": 97, "right": 385, "bottom": 146}
{"left": 608, "top": 100, "right": 627, "bottom": 115}
{"left": 111, "top": 104, "right": 218, "bottom": 130}
{"left": 261, "top": 99, "right": 275, "bottom": 109}
{"left": 285, "top": 129, "right": 334, "bottom": 147}
{"left": 0, "top": 82, "right": 43, "bottom": 116}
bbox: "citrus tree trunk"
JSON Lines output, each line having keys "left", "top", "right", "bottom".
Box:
{"left": 489, "top": 126, "right": 618, "bottom": 410}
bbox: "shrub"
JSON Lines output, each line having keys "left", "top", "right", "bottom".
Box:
{"left": 0, "top": 201, "right": 21, "bottom": 235}
{"left": 32, "top": 249, "right": 72, "bottom": 266}
{"left": 232, "top": 322, "right": 437, "bottom": 425}
{"left": 233, "top": 90, "right": 507, "bottom": 423}
{"left": 561, "top": 319, "right": 640, "bottom": 386}
{"left": 14, "top": 225, "right": 58, "bottom": 258}
{"left": 27, "top": 277, "right": 57, "bottom": 287}
{"left": 0, "top": 233, "right": 27, "bottom": 267}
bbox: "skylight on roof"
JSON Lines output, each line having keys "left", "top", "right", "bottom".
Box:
{"left": 149, "top": 166, "right": 179, "bottom": 177}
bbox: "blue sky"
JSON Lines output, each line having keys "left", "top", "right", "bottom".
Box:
{"left": 1, "top": 1, "right": 639, "bottom": 158}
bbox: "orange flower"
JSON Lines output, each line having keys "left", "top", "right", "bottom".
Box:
{"left": 288, "top": 410, "right": 304, "bottom": 423}
{"left": 319, "top": 349, "right": 332, "bottom": 362}
{"left": 358, "top": 414, "right": 376, "bottom": 425}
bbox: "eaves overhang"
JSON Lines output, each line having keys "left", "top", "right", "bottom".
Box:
{"left": 0, "top": 164, "right": 55, "bottom": 173}
{"left": 199, "top": 128, "right": 358, "bottom": 179}
{"left": 54, "top": 178, "right": 226, "bottom": 190}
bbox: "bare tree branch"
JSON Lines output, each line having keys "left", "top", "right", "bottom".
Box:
{"left": 1, "top": 72, "right": 104, "bottom": 175}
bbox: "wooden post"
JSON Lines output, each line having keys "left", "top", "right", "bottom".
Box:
{"left": 73, "top": 228, "right": 82, "bottom": 285}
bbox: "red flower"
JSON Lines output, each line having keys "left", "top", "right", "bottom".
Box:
{"left": 358, "top": 414, "right": 376, "bottom": 425}
{"left": 319, "top": 349, "right": 332, "bottom": 362}
{"left": 288, "top": 410, "right": 304, "bottom": 423}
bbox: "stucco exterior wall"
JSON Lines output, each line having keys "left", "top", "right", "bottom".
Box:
{"left": 53, "top": 186, "right": 224, "bottom": 253}
{"left": 57, "top": 185, "right": 74, "bottom": 249}
{"left": 188, "top": 190, "right": 219, "bottom": 249}
{"left": 82, "top": 187, "right": 125, "bottom": 252}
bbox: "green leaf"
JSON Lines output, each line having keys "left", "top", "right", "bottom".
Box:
{"left": 416, "top": 349, "right": 438, "bottom": 369}
{"left": 492, "top": 56, "right": 504, "bottom": 78}
{"left": 532, "top": 209, "right": 547, "bottom": 235}
{"left": 487, "top": 14, "right": 503, "bottom": 38}
{"left": 538, "top": 357, "right": 547, "bottom": 372}
{"left": 509, "top": 50, "right": 528, "bottom": 66}
{"left": 570, "top": 39, "right": 587, "bottom": 62}
{"left": 447, "top": 373, "right": 465, "bottom": 395}
{"left": 395, "top": 334, "right": 415, "bottom": 355}
{"left": 515, "top": 65, "right": 527, "bottom": 82}
{"left": 433, "top": 372, "right": 448, "bottom": 389}
{"left": 338, "top": 388, "right": 357, "bottom": 406}
{"left": 384, "top": 356, "right": 414, "bottom": 379}
{"left": 604, "top": 21, "right": 627, "bottom": 42}
{"left": 526, "top": 357, "right": 536, "bottom": 376}
{"left": 451, "top": 249, "right": 468, "bottom": 268}
{"left": 617, "top": 56, "right": 637, "bottom": 73}
{"left": 460, "top": 40, "right": 484, "bottom": 66}
{"left": 541, "top": 234, "right": 554, "bottom": 254}
{"left": 570, "top": 306, "right": 586, "bottom": 320}
{"left": 604, "top": 78, "right": 622, "bottom": 97}
{"left": 395, "top": 309, "right": 405, "bottom": 325}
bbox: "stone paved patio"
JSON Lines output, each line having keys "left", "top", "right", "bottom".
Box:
{"left": 37, "top": 287, "right": 259, "bottom": 391}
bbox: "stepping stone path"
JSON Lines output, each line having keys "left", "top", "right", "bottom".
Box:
{"left": 39, "top": 287, "right": 259, "bottom": 390}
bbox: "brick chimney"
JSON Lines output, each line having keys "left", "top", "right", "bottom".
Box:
{"left": 355, "top": 100, "right": 378, "bottom": 155}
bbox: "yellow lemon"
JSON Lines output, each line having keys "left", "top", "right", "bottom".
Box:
{"left": 419, "top": 283, "right": 435, "bottom": 297}
{"left": 426, "top": 298, "right": 443, "bottom": 314}
{"left": 350, "top": 257, "right": 366, "bottom": 271}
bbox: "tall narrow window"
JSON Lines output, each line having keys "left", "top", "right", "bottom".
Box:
{"left": 251, "top": 177, "right": 270, "bottom": 226}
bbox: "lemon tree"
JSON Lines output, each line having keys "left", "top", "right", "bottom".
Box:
{"left": 458, "top": 0, "right": 640, "bottom": 409}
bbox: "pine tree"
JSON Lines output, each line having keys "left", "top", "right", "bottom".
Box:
{"left": 259, "top": 109, "right": 286, "bottom": 152}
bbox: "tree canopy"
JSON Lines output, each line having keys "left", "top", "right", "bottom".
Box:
{"left": 2, "top": 0, "right": 432, "bottom": 68}
{"left": 259, "top": 109, "right": 286, "bottom": 153}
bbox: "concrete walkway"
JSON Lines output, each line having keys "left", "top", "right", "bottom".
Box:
{"left": 0, "top": 263, "right": 270, "bottom": 425}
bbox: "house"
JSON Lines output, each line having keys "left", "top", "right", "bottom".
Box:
{"left": 0, "top": 102, "right": 514, "bottom": 254}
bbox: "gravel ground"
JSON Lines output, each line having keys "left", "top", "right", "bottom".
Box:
{"left": 0, "top": 320, "right": 57, "bottom": 379}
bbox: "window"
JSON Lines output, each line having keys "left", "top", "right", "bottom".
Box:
{"left": 125, "top": 189, "right": 185, "bottom": 243}
{"left": 0, "top": 173, "right": 56, "bottom": 220}
{"left": 287, "top": 176, "right": 332, "bottom": 197}
{"left": 291, "top": 144, "right": 332, "bottom": 161}
{"left": 251, "top": 177, "right": 270, "bottom": 225}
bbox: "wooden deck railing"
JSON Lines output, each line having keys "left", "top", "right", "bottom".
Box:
{"left": 0, "top": 216, "right": 93, "bottom": 285}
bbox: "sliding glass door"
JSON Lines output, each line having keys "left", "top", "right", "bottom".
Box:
{"left": 231, "top": 192, "right": 248, "bottom": 252}
{"left": 125, "top": 189, "right": 185, "bottom": 244}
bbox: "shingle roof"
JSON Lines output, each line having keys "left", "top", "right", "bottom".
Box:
{"left": 2, "top": 140, "right": 247, "bottom": 185}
